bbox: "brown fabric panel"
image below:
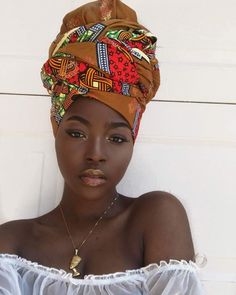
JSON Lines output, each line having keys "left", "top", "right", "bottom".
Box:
{"left": 60, "top": 0, "right": 138, "bottom": 33}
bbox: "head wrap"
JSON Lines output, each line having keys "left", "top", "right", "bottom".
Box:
{"left": 41, "top": 0, "right": 160, "bottom": 139}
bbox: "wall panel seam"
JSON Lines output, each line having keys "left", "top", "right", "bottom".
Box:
{"left": 1, "top": 93, "right": 236, "bottom": 106}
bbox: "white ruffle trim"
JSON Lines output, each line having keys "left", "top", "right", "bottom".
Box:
{"left": 0, "top": 253, "right": 198, "bottom": 284}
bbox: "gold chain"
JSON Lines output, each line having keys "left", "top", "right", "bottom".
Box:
{"left": 59, "top": 194, "right": 119, "bottom": 277}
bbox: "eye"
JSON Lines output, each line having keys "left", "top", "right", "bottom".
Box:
{"left": 66, "top": 130, "right": 87, "bottom": 139}
{"left": 108, "top": 135, "right": 128, "bottom": 144}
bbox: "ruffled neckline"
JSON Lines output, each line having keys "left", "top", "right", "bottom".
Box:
{"left": 0, "top": 253, "right": 198, "bottom": 284}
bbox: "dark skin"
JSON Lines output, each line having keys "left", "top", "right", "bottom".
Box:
{"left": 0, "top": 97, "right": 194, "bottom": 277}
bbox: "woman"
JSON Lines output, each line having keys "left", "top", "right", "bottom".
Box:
{"left": 0, "top": 0, "right": 204, "bottom": 294}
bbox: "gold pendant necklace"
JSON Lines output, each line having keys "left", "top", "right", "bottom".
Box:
{"left": 69, "top": 248, "right": 81, "bottom": 277}
{"left": 59, "top": 194, "right": 119, "bottom": 277}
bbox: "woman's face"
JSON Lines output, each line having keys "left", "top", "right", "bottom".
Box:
{"left": 55, "top": 96, "right": 134, "bottom": 199}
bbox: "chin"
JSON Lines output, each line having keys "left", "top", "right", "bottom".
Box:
{"left": 65, "top": 179, "right": 116, "bottom": 200}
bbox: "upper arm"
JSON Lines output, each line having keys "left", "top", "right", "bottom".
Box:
{"left": 140, "top": 191, "right": 195, "bottom": 265}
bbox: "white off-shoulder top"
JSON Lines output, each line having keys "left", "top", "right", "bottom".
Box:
{"left": 0, "top": 254, "right": 205, "bottom": 294}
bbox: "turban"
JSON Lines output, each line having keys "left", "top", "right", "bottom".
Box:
{"left": 41, "top": 0, "right": 160, "bottom": 139}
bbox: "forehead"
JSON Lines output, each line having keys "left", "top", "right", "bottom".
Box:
{"left": 63, "top": 96, "right": 129, "bottom": 124}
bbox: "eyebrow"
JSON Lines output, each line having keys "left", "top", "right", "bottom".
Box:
{"left": 66, "top": 115, "right": 131, "bottom": 130}
{"left": 108, "top": 122, "right": 131, "bottom": 130}
{"left": 66, "top": 115, "right": 91, "bottom": 126}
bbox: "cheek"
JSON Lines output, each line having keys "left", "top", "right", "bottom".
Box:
{"left": 55, "top": 137, "right": 81, "bottom": 178}
{"left": 110, "top": 146, "right": 133, "bottom": 181}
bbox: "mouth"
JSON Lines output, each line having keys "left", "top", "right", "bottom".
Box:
{"left": 79, "top": 169, "right": 106, "bottom": 187}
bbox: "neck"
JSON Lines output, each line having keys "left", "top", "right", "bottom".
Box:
{"left": 59, "top": 184, "right": 119, "bottom": 220}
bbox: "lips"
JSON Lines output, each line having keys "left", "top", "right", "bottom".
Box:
{"left": 79, "top": 169, "right": 106, "bottom": 187}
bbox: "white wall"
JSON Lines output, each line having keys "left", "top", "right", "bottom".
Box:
{"left": 1, "top": 1, "right": 236, "bottom": 293}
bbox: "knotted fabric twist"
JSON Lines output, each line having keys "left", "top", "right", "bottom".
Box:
{"left": 41, "top": 0, "right": 160, "bottom": 139}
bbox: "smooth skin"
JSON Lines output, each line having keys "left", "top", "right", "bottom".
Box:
{"left": 0, "top": 97, "right": 194, "bottom": 277}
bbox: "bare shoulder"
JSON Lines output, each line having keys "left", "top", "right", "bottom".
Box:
{"left": 134, "top": 190, "right": 185, "bottom": 212}
{"left": 134, "top": 191, "right": 189, "bottom": 222}
{"left": 0, "top": 219, "right": 34, "bottom": 254}
{"left": 132, "top": 191, "right": 195, "bottom": 264}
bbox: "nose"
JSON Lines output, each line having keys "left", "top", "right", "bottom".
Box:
{"left": 85, "top": 137, "right": 107, "bottom": 163}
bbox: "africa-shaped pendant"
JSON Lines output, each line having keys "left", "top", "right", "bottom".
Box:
{"left": 70, "top": 248, "right": 82, "bottom": 277}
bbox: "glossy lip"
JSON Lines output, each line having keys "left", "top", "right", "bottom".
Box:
{"left": 79, "top": 169, "right": 106, "bottom": 187}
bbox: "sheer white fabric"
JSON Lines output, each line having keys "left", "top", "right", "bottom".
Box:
{"left": 0, "top": 254, "right": 205, "bottom": 294}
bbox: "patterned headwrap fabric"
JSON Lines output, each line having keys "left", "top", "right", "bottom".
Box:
{"left": 41, "top": 0, "right": 160, "bottom": 140}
